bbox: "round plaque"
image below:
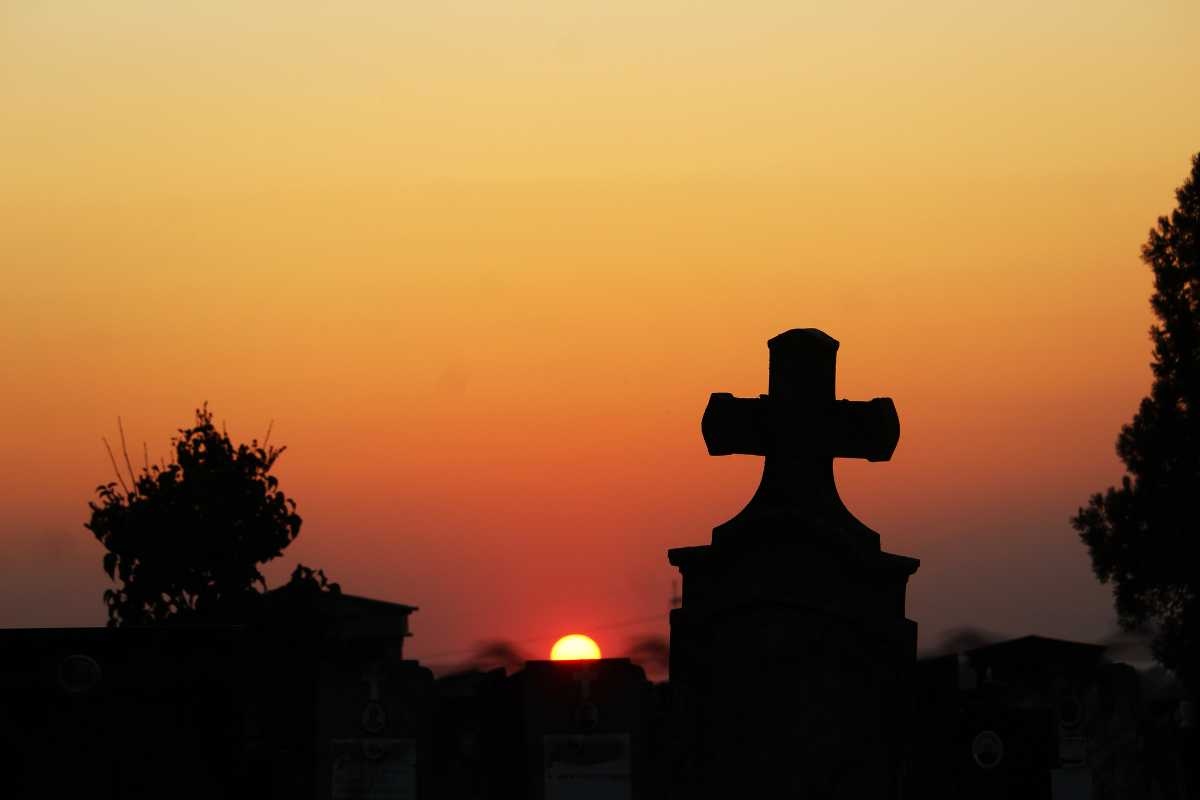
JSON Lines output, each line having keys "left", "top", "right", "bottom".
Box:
{"left": 361, "top": 700, "right": 387, "bottom": 734}
{"left": 1058, "top": 693, "right": 1083, "bottom": 730}
{"left": 58, "top": 654, "right": 102, "bottom": 694}
{"left": 972, "top": 730, "right": 1004, "bottom": 769}
{"left": 574, "top": 701, "right": 599, "bottom": 732}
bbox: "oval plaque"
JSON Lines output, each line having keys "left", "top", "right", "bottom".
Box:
{"left": 361, "top": 700, "right": 387, "bottom": 734}
{"left": 972, "top": 730, "right": 1004, "bottom": 769}
{"left": 58, "top": 654, "right": 102, "bottom": 694}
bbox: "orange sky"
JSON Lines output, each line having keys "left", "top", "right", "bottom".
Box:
{"left": 3, "top": 1, "right": 1199, "bottom": 667}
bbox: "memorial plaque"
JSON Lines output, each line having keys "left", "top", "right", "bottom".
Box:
{"left": 972, "top": 730, "right": 1004, "bottom": 769}
{"left": 543, "top": 733, "right": 631, "bottom": 800}
{"left": 1050, "top": 767, "right": 1093, "bottom": 800}
{"left": 1058, "top": 736, "right": 1087, "bottom": 767}
{"left": 331, "top": 738, "right": 416, "bottom": 800}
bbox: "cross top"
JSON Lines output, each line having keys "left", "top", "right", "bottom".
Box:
{"left": 702, "top": 329, "right": 898, "bottom": 537}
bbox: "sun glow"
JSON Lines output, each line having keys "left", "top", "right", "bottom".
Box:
{"left": 550, "top": 634, "right": 602, "bottom": 661}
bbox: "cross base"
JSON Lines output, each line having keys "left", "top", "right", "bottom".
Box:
{"left": 667, "top": 532, "right": 919, "bottom": 798}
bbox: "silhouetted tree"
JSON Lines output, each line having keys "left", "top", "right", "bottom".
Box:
{"left": 925, "top": 626, "right": 1001, "bottom": 658}
{"left": 465, "top": 640, "right": 528, "bottom": 675}
{"left": 627, "top": 634, "right": 670, "bottom": 676}
{"left": 86, "top": 406, "right": 335, "bottom": 626}
{"left": 1073, "top": 153, "right": 1200, "bottom": 692}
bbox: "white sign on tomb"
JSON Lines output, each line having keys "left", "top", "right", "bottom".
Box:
{"left": 543, "top": 733, "right": 631, "bottom": 800}
{"left": 331, "top": 738, "right": 416, "bottom": 800}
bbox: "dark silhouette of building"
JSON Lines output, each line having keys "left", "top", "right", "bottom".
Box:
{"left": 0, "top": 590, "right": 429, "bottom": 799}
{"left": 910, "top": 635, "right": 1196, "bottom": 800}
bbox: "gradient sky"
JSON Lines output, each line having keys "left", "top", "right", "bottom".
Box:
{"left": 3, "top": 1, "right": 1199, "bottom": 669}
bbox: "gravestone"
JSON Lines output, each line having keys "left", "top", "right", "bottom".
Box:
{"left": 667, "top": 329, "right": 919, "bottom": 798}
{"left": 509, "top": 659, "right": 654, "bottom": 800}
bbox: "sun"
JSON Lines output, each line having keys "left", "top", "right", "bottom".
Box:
{"left": 550, "top": 634, "right": 602, "bottom": 661}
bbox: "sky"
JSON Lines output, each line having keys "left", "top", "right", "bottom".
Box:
{"left": 2, "top": 1, "right": 1199, "bottom": 670}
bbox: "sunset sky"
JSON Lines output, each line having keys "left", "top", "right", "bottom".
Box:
{"left": 3, "top": 1, "right": 1199, "bottom": 669}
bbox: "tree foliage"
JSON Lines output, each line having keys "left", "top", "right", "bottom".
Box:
{"left": 87, "top": 406, "right": 334, "bottom": 626}
{"left": 1073, "top": 153, "right": 1200, "bottom": 689}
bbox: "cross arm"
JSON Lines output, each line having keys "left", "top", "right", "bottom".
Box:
{"left": 701, "top": 393, "right": 768, "bottom": 456}
{"left": 701, "top": 393, "right": 900, "bottom": 461}
{"left": 830, "top": 398, "right": 900, "bottom": 462}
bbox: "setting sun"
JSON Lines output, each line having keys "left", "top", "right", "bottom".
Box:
{"left": 549, "top": 634, "right": 602, "bottom": 661}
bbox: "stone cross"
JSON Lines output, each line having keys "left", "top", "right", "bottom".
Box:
{"left": 701, "top": 328, "right": 899, "bottom": 518}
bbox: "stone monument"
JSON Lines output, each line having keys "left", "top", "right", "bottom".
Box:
{"left": 667, "top": 329, "right": 919, "bottom": 798}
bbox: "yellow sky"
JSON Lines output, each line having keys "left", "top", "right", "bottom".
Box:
{"left": 2, "top": 1, "right": 1198, "bottom": 663}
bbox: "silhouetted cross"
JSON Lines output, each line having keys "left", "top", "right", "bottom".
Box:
{"left": 702, "top": 329, "right": 898, "bottom": 516}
